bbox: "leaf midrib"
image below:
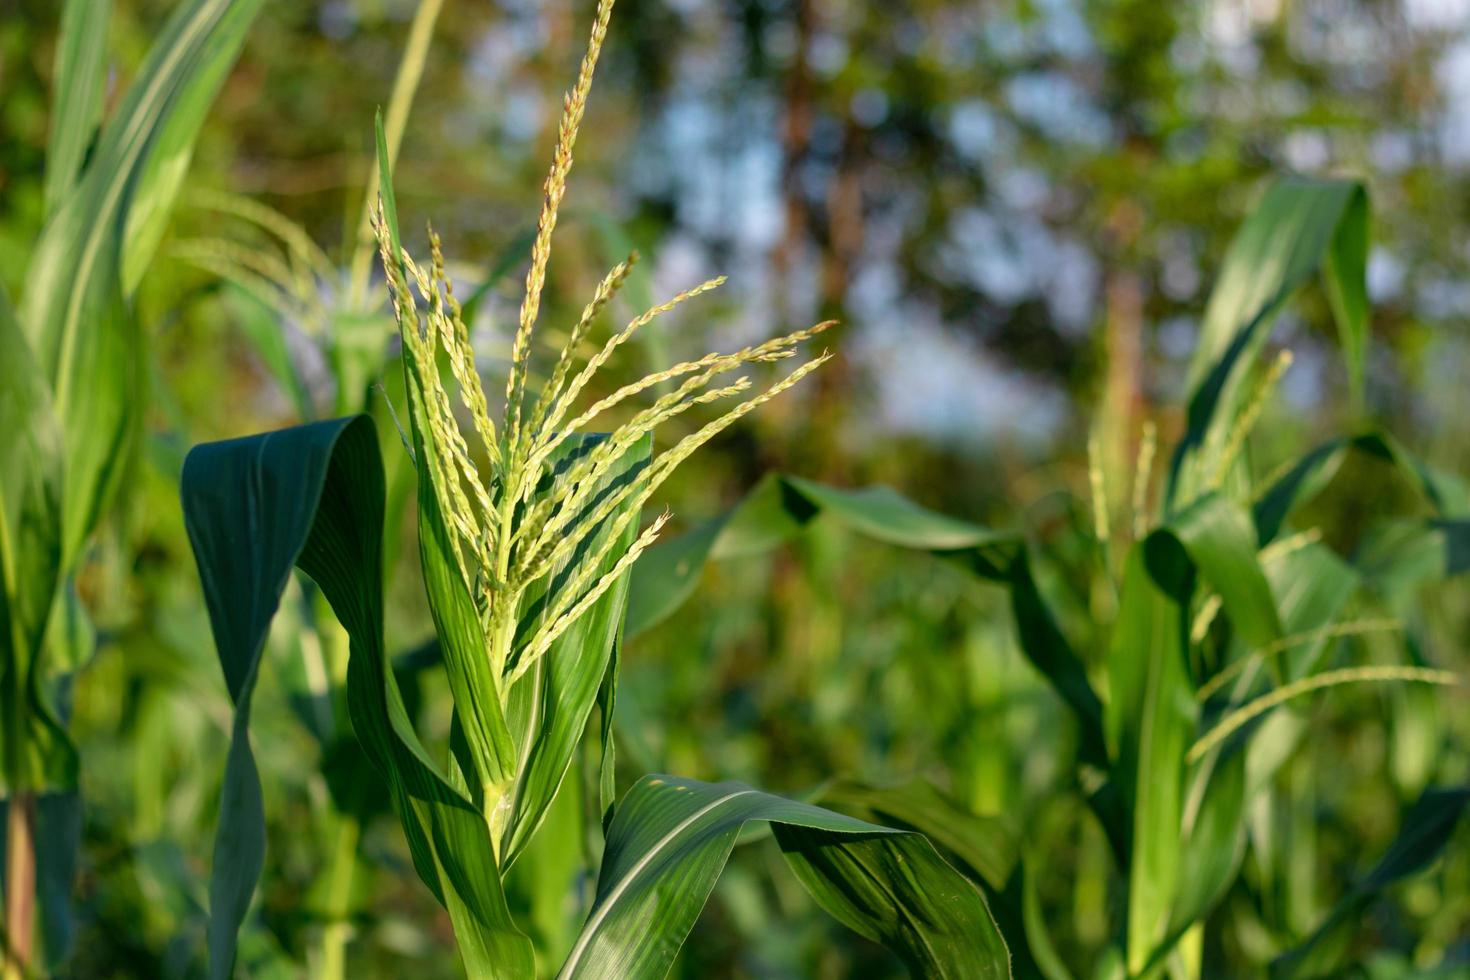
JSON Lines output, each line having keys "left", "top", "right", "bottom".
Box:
{"left": 559, "top": 787, "right": 758, "bottom": 974}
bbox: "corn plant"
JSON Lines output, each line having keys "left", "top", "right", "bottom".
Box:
{"left": 0, "top": 2, "right": 262, "bottom": 976}
{"left": 626, "top": 178, "right": 1470, "bottom": 976}
{"left": 180, "top": 1, "right": 1012, "bottom": 976}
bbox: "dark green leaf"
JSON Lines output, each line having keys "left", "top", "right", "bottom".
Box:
{"left": 183, "top": 416, "right": 533, "bottom": 979}
{"left": 559, "top": 774, "right": 1011, "bottom": 979}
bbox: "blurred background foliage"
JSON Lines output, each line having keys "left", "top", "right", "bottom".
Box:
{"left": 3, "top": 0, "right": 1470, "bottom": 975}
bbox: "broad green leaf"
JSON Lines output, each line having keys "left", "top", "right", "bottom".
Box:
{"left": 183, "top": 416, "right": 533, "bottom": 979}
{"left": 504, "top": 773, "right": 589, "bottom": 973}
{"left": 817, "top": 778, "right": 1052, "bottom": 979}
{"left": 1108, "top": 532, "right": 1196, "bottom": 976}
{"left": 0, "top": 289, "right": 73, "bottom": 793}
{"left": 559, "top": 774, "right": 1011, "bottom": 979}
{"left": 1168, "top": 178, "right": 1368, "bottom": 510}
{"left": 21, "top": 0, "right": 265, "bottom": 568}
{"left": 44, "top": 0, "right": 112, "bottom": 217}
{"left": 1271, "top": 787, "right": 1470, "bottom": 978}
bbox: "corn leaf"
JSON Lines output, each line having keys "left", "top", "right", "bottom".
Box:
{"left": 1255, "top": 431, "right": 1470, "bottom": 546}
{"left": 1167, "top": 178, "right": 1368, "bottom": 510}
{"left": 44, "top": 0, "right": 112, "bottom": 217}
{"left": 21, "top": 0, "right": 264, "bottom": 568}
{"left": 818, "top": 778, "right": 1018, "bottom": 891}
{"left": 1107, "top": 493, "right": 1280, "bottom": 974}
{"left": 1154, "top": 539, "right": 1358, "bottom": 972}
{"left": 183, "top": 416, "right": 533, "bottom": 980}
{"left": 0, "top": 289, "right": 72, "bottom": 794}
{"left": 558, "top": 774, "right": 1011, "bottom": 979}
{"left": 817, "top": 778, "right": 1050, "bottom": 979}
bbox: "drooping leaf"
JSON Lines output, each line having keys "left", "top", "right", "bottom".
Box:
{"left": 818, "top": 778, "right": 1049, "bottom": 978}
{"left": 558, "top": 774, "right": 1011, "bottom": 979}
{"left": 182, "top": 416, "right": 533, "bottom": 979}
{"left": 1254, "top": 431, "right": 1470, "bottom": 547}
{"left": 818, "top": 778, "right": 1018, "bottom": 890}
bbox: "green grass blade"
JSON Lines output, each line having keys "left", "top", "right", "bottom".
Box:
{"left": 182, "top": 416, "right": 533, "bottom": 979}
{"left": 43, "top": 0, "right": 112, "bottom": 217}
{"left": 559, "top": 774, "right": 1011, "bottom": 979}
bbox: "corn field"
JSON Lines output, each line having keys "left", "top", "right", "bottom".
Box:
{"left": 2, "top": 0, "right": 1469, "bottom": 977}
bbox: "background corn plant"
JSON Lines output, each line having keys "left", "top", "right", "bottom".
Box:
{"left": 626, "top": 178, "right": 1470, "bottom": 977}
{"left": 0, "top": 1, "right": 262, "bottom": 975}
